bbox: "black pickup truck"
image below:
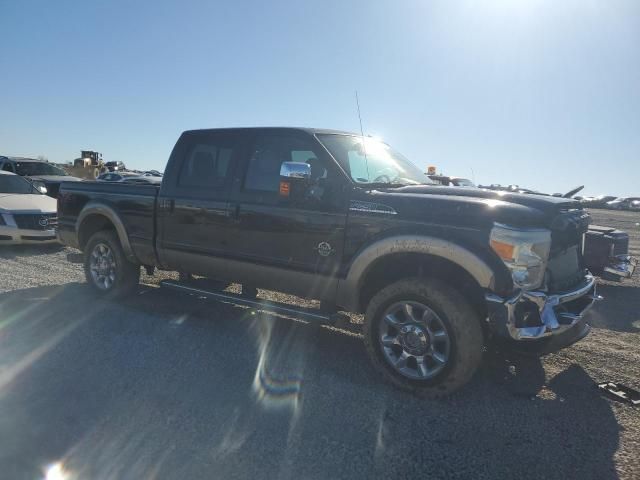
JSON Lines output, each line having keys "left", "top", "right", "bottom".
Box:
{"left": 58, "top": 127, "right": 599, "bottom": 396}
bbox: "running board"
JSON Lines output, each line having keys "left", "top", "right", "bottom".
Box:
{"left": 160, "top": 279, "right": 333, "bottom": 323}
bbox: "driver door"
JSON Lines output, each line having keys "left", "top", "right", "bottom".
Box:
{"left": 227, "top": 131, "right": 349, "bottom": 299}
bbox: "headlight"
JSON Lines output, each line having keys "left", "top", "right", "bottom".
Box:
{"left": 490, "top": 223, "right": 551, "bottom": 290}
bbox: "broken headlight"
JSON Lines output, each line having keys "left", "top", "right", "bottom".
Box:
{"left": 490, "top": 223, "right": 552, "bottom": 290}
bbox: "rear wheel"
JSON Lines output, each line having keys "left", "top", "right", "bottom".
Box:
{"left": 84, "top": 230, "right": 140, "bottom": 297}
{"left": 363, "top": 278, "right": 483, "bottom": 397}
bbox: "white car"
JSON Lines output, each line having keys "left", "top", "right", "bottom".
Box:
{"left": 0, "top": 171, "right": 58, "bottom": 245}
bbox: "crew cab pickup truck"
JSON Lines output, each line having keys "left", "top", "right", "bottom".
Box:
{"left": 58, "top": 128, "right": 599, "bottom": 396}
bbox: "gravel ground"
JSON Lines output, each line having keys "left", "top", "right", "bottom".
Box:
{"left": 0, "top": 209, "right": 639, "bottom": 479}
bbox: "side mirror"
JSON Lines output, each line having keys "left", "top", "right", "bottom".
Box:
{"left": 280, "top": 162, "right": 311, "bottom": 180}
{"left": 279, "top": 162, "right": 311, "bottom": 199}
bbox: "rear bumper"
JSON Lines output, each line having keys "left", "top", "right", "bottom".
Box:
{"left": 486, "top": 274, "right": 600, "bottom": 343}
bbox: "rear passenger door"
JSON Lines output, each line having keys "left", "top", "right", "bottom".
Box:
{"left": 157, "top": 131, "right": 242, "bottom": 274}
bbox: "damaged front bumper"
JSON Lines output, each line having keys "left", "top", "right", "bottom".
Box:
{"left": 604, "top": 254, "right": 637, "bottom": 279}
{"left": 485, "top": 274, "right": 601, "bottom": 345}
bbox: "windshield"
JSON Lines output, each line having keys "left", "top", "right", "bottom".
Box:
{"left": 14, "top": 161, "right": 67, "bottom": 176}
{"left": 0, "top": 174, "right": 37, "bottom": 194}
{"left": 317, "top": 134, "right": 433, "bottom": 186}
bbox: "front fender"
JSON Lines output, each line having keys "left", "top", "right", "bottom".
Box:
{"left": 336, "top": 235, "right": 496, "bottom": 312}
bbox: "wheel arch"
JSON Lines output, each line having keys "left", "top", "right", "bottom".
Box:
{"left": 76, "top": 203, "right": 135, "bottom": 261}
{"left": 336, "top": 235, "right": 496, "bottom": 315}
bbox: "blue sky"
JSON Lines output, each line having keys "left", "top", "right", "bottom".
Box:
{"left": 1, "top": 0, "right": 638, "bottom": 196}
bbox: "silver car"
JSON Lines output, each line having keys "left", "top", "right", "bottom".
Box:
{"left": 0, "top": 171, "right": 58, "bottom": 245}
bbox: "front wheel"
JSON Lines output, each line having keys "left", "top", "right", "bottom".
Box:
{"left": 84, "top": 230, "right": 140, "bottom": 297}
{"left": 363, "top": 278, "right": 484, "bottom": 397}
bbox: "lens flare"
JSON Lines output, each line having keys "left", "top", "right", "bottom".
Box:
{"left": 44, "top": 462, "right": 68, "bottom": 480}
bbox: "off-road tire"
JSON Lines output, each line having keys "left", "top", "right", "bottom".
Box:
{"left": 363, "top": 277, "right": 484, "bottom": 397}
{"left": 84, "top": 230, "right": 140, "bottom": 298}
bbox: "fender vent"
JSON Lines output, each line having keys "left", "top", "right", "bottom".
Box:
{"left": 349, "top": 200, "right": 397, "bottom": 215}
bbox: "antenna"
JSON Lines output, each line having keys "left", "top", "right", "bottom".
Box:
{"left": 356, "top": 90, "right": 365, "bottom": 138}
{"left": 355, "top": 90, "right": 370, "bottom": 180}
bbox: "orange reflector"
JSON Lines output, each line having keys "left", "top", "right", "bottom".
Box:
{"left": 279, "top": 181, "right": 290, "bottom": 196}
{"left": 490, "top": 239, "right": 515, "bottom": 260}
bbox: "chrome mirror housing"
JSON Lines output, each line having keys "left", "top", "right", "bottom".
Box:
{"left": 280, "top": 162, "right": 311, "bottom": 180}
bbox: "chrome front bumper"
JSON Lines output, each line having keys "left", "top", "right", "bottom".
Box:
{"left": 486, "top": 274, "right": 601, "bottom": 341}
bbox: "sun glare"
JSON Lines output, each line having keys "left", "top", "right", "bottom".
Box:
{"left": 44, "top": 462, "right": 68, "bottom": 480}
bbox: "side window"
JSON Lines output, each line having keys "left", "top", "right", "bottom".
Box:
{"left": 244, "top": 136, "right": 328, "bottom": 193}
{"left": 2, "top": 162, "right": 14, "bottom": 173}
{"left": 178, "top": 141, "right": 234, "bottom": 189}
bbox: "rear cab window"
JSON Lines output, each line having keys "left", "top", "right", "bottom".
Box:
{"left": 163, "top": 131, "right": 242, "bottom": 200}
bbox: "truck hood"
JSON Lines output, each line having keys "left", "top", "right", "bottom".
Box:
{"left": 395, "top": 185, "right": 581, "bottom": 215}
{"left": 0, "top": 193, "right": 57, "bottom": 213}
{"left": 363, "top": 185, "right": 589, "bottom": 238}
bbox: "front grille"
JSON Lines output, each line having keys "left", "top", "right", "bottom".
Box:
{"left": 546, "top": 245, "right": 585, "bottom": 291}
{"left": 550, "top": 209, "right": 590, "bottom": 249}
{"left": 13, "top": 213, "right": 58, "bottom": 230}
{"left": 545, "top": 208, "right": 590, "bottom": 291}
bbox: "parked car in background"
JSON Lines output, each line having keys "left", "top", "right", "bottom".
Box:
{"left": 428, "top": 175, "right": 475, "bottom": 187}
{"left": 97, "top": 171, "right": 139, "bottom": 182}
{"left": 581, "top": 195, "right": 617, "bottom": 208}
{"left": 104, "top": 161, "right": 126, "bottom": 172}
{"left": 478, "top": 184, "right": 544, "bottom": 195}
{"left": 0, "top": 171, "right": 58, "bottom": 245}
{"left": 97, "top": 171, "right": 162, "bottom": 185}
{"left": 0, "top": 156, "right": 81, "bottom": 198}
{"left": 605, "top": 197, "right": 640, "bottom": 210}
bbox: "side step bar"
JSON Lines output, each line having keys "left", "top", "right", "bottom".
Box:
{"left": 160, "top": 279, "right": 334, "bottom": 323}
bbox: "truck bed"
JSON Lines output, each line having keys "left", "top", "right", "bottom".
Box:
{"left": 57, "top": 180, "right": 159, "bottom": 265}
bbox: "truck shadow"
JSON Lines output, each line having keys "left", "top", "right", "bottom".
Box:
{"left": 0, "top": 283, "right": 621, "bottom": 479}
{"left": 589, "top": 284, "right": 640, "bottom": 333}
{"left": 0, "top": 243, "right": 64, "bottom": 260}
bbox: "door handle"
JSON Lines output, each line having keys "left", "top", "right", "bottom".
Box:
{"left": 163, "top": 199, "right": 175, "bottom": 213}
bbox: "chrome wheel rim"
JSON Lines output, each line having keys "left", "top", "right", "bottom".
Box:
{"left": 89, "top": 243, "right": 116, "bottom": 290}
{"left": 378, "top": 301, "right": 451, "bottom": 380}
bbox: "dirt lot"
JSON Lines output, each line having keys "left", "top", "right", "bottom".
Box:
{"left": 0, "top": 209, "right": 639, "bottom": 479}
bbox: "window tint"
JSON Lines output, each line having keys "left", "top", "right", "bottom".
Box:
{"left": 0, "top": 174, "right": 34, "bottom": 194}
{"left": 2, "top": 163, "right": 14, "bottom": 172}
{"left": 244, "top": 136, "right": 324, "bottom": 192}
{"left": 178, "top": 142, "right": 233, "bottom": 189}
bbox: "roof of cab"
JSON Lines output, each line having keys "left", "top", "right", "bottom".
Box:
{"left": 181, "top": 127, "right": 360, "bottom": 137}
